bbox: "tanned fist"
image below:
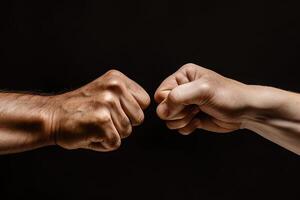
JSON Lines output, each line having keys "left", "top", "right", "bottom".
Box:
{"left": 49, "top": 70, "right": 150, "bottom": 152}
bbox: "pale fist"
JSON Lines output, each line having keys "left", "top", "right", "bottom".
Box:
{"left": 50, "top": 70, "right": 150, "bottom": 152}
{"left": 155, "top": 63, "right": 251, "bottom": 135}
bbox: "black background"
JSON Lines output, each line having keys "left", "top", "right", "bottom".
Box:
{"left": 1, "top": 0, "right": 300, "bottom": 199}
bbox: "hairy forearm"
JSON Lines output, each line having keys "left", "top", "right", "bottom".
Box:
{"left": 0, "top": 92, "right": 55, "bottom": 154}
{"left": 242, "top": 85, "right": 300, "bottom": 155}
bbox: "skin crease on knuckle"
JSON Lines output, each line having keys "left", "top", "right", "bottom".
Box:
{"left": 166, "top": 109, "right": 199, "bottom": 130}
{"left": 137, "top": 93, "right": 151, "bottom": 111}
{"left": 168, "top": 89, "right": 182, "bottom": 105}
{"left": 120, "top": 124, "right": 132, "bottom": 138}
{"left": 179, "top": 119, "right": 201, "bottom": 135}
{"left": 117, "top": 115, "right": 132, "bottom": 138}
{"left": 81, "top": 109, "right": 111, "bottom": 141}
{"left": 181, "top": 63, "right": 198, "bottom": 72}
{"left": 133, "top": 110, "right": 145, "bottom": 126}
{"left": 105, "top": 78, "right": 125, "bottom": 94}
{"left": 93, "top": 107, "right": 112, "bottom": 125}
{"left": 103, "top": 132, "right": 121, "bottom": 151}
{"left": 106, "top": 69, "right": 123, "bottom": 77}
{"left": 90, "top": 110, "right": 122, "bottom": 151}
{"left": 101, "top": 91, "right": 118, "bottom": 108}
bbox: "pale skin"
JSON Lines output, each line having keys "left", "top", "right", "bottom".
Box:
{"left": 155, "top": 63, "right": 300, "bottom": 155}
{"left": 1, "top": 65, "right": 300, "bottom": 155}
{"left": 0, "top": 70, "right": 150, "bottom": 154}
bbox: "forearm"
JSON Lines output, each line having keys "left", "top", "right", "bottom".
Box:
{"left": 241, "top": 85, "right": 300, "bottom": 155}
{"left": 0, "top": 92, "right": 55, "bottom": 154}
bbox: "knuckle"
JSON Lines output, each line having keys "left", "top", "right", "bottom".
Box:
{"left": 154, "top": 90, "right": 169, "bottom": 104}
{"left": 102, "top": 92, "right": 117, "bottom": 106}
{"left": 200, "top": 82, "right": 211, "bottom": 92}
{"left": 120, "top": 116, "right": 131, "bottom": 128}
{"left": 182, "top": 63, "right": 197, "bottom": 71}
{"left": 106, "top": 69, "right": 122, "bottom": 77}
{"left": 107, "top": 78, "right": 122, "bottom": 88}
{"left": 119, "top": 116, "right": 132, "bottom": 137}
{"left": 169, "top": 90, "right": 181, "bottom": 104}
{"left": 91, "top": 133, "right": 105, "bottom": 143}
{"left": 111, "top": 141, "right": 121, "bottom": 150}
{"left": 154, "top": 91, "right": 161, "bottom": 102}
{"left": 143, "top": 93, "right": 151, "bottom": 108}
{"left": 105, "top": 78, "right": 125, "bottom": 93}
{"left": 156, "top": 105, "right": 164, "bottom": 119}
{"left": 198, "top": 78, "right": 213, "bottom": 93}
{"left": 105, "top": 136, "right": 121, "bottom": 150}
{"left": 94, "top": 109, "right": 111, "bottom": 124}
{"left": 133, "top": 111, "right": 144, "bottom": 126}
{"left": 121, "top": 125, "right": 132, "bottom": 138}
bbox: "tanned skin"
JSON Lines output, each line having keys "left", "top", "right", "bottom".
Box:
{"left": 155, "top": 63, "right": 300, "bottom": 155}
{"left": 0, "top": 70, "right": 150, "bottom": 154}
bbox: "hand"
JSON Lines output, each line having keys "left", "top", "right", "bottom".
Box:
{"left": 155, "top": 63, "right": 252, "bottom": 135}
{"left": 49, "top": 70, "right": 150, "bottom": 152}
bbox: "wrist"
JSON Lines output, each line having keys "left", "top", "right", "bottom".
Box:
{"left": 240, "top": 85, "right": 289, "bottom": 129}
{"left": 41, "top": 95, "right": 63, "bottom": 147}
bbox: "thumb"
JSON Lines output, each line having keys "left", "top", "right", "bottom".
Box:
{"left": 156, "top": 80, "right": 212, "bottom": 119}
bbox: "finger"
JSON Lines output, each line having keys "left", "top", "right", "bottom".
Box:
{"left": 156, "top": 97, "right": 185, "bottom": 120}
{"left": 160, "top": 78, "right": 215, "bottom": 119}
{"left": 129, "top": 83, "right": 151, "bottom": 110}
{"left": 210, "top": 118, "right": 241, "bottom": 131}
{"left": 101, "top": 116, "right": 122, "bottom": 150}
{"left": 120, "top": 90, "right": 145, "bottom": 126}
{"left": 155, "top": 63, "right": 206, "bottom": 103}
{"left": 154, "top": 74, "right": 178, "bottom": 103}
{"left": 156, "top": 72, "right": 191, "bottom": 101}
{"left": 174, "top": 71, "right": 191, "bottom": 85}
{"left": 121, "top": 75, "right": 151, "bottom": 110}
{"left": 178, "top": 117, "right": 234, "bottom": 135}
{"left": 178, "top": 118, "right": 201, "bottom": 135}
{"left": 168, "top": 79, "right": 213, "bottom": 105}
{"left": 110, "top": 98, "right": 132, "bottom": 139}
{"left": 201, "top": 118, "right": 235, "bottom": 133}
{"left": 165, "top": 105, "right": 199, "bottom": 121}
{"left": 154, "top": 89, "right": 170, "bottom": 104}
{"left": 88, "top": 115, "right": 121, "bottom": 151}
{"left": 154, "top": 63, "right": 211, "bottom": 103}
{"left": 87, "top": 142, "right": 108, "bottom": 152}
{"left": 92, "top": 116, "right": 121, "bottom": 151}
{"left": 157, "top": 85, "right": 198, "bottom": 120}
{"left": 166, "top": 107, "right": 200, "bottom": 129}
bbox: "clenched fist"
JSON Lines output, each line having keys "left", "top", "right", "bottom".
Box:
{"left": 50, "top": 70, "right": 150, "bottom": 152}
{"left": 155, "top": 63, "right": 250, "bottom": 135}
